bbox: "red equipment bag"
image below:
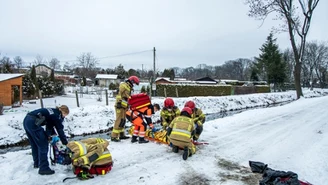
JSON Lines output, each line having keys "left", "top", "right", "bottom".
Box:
{"left": 128, "top": 93, "right": 151, "bottom": 110}
{"left": 73, "top": 163, "right": 113, "bottom": 175}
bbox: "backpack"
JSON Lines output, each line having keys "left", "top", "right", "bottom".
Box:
{"left": 128, "top": 93, "right": 151, "bottom": 110}
{"left": 50, "top": 142, "right": 71, "bottom": 165}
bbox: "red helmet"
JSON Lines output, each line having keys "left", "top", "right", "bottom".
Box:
{"left": 181, "top": 107, "right": 192, "bottom": 116}
{"left": 164, "top": 98, "right": 174, "bottom": 108}
{"left": 184, "top": 100, "right": 195, "bottom": 110}
{"left": 128, "top": 76, "right": 140, "bottom": 85}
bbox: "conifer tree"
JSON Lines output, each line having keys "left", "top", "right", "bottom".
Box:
{"left": 255, "top": 33, "right": 287, "bottom": 91}
{"left": 50, "top": 69, "right": 55, "bottom": 82}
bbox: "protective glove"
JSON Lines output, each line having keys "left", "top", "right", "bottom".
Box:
{"left": 162, "top": 122, "right": 168, "bottom": 127}
{"left": 166, "top": 127, "right": 172, "bottom": 136}
{"left": 116, "top": 101, "right": 122, "bottom": 108}
{"left": 77, "top": 167, "right": 94, "bottom": 180}
{"left": 51, "top": 136, "right": 60, "bottom": 145}
{"left": 196, "top": 120, "right": 203, "bottom": 127}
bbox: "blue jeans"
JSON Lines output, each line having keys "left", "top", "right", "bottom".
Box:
{"left": 23, "top": 115, "right": 50, "bottom": 171}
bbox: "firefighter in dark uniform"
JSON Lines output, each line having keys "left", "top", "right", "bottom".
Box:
{"left": 160, "top": 98, "right": 180, "bottom": 130}
{"left": 23, "top": 105, "right": 69, "bottom": 175}
{"left": 111, "top": 76, "right": 140, "bottom": 142}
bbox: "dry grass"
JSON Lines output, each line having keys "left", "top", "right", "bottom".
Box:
{"left": 179, "top": 171, "right": 211, "bottom": 185}
{"left": 217, "top": 157, "right": 262, "bottom": 185}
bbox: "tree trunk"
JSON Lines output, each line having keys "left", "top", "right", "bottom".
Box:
{"left": 286, "top": 16, "right": 303, "bottom": 99}
{"left": 294, "top": 62, "right": 303, "bottom": 98}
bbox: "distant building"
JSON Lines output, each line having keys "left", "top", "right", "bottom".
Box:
{"left": 35, "top": 64, "right": 52, "bottom": 77}
{"left": 195, "top": 76, "right": 217, "bottom": 84}
{"left": 155, "top": 77, "right": 193, "bottom": 85}
{"left": 95, "top": 74, "right": 119, "bottom": 87}
{"left": 155, "top": 77, "right": 174, "bottom": 84}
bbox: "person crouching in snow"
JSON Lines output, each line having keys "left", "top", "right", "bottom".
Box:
{"left": 160, "top": 98, "right": 180, "bottom": 130}
{"left": 167, "top": 107, "right": 196, "bottom": 160}
{"left": 126, "top": 103, "right": 160, "bottom": 143}
{"left": 66, "top": 138, "right": 113, "bottom": 179}
{"left": 184, "top": 100, "right": 206, "bottom": 141}
{"left": 23, "top": 105, "right": 70, "bottom": 175}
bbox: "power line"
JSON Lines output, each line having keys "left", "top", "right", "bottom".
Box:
{"left": 62, "top": 49, "right": 153, "bottom": 63}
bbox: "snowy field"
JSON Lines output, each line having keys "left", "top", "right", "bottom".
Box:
{"left": 0, "top": 89, "right": 327, "bottom": 184}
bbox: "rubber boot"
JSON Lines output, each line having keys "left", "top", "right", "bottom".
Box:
{"left": 138, "top": 137, "right": 149, "bottom": 144}
{"left": 131, "top": 136, "right": 138, "bottom": 143}
{"left": 172, "top": 145, "right": 179, "bottom": 153}
{"left": 111, "top": 137, "right": 120, "bottom": 142}
{"left": 182, "top": 146, "right": 189, "bottom": 160}
{"left": 119, "top": 132, "right": 130, "bottom": 140}
{"left": 39, "top": 168, "right": 55, "bottom": 175}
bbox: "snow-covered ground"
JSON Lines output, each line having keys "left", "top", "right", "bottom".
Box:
{"left": 0, "top": 89, "right": 327, "bottom": 184}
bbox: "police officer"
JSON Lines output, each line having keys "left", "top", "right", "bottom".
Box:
{"left": 23, "top": 105, "right": 69, "bottom": 175}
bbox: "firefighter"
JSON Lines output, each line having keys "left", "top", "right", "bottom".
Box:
{"left": 111, "top": 76, "right": 140, "bottom": 142}
{"left": 167, "top": 107, "right": 196, "bottom": 160}
{"left": 184, "top": 100, "right": 206, "bottom": 141}
{"left": 127, "top": 104, "right": 160, "bottom": 143}
{"left": 160, "top": 98, "right": 180, "bottom": 130}
{"left": 23, "top": 105, "right": 69, "bottom": 175}
{"left": 66, "top": 138, "right": 113, "bottom": 179}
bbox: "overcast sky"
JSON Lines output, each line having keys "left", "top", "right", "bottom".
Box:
{"left": 0, "top": 0, "right": 327, "bottom": 71}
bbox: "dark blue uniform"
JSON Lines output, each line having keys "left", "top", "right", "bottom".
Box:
{"left": 23, "top": 108, "right": 68, "bottom": 172}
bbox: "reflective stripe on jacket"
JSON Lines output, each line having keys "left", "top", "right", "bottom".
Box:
{"left": 168, "top": 116, "right": 194, "bottom": 143}
{"left": 116, "top": 82, "right": 131, "bottom": 104}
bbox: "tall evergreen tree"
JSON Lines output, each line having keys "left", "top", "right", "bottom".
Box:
{"left": 50, "top": 69, "right": 55, "bottom": 82}
{"left": 255, "top": 33, "right": 287, "bottom": 91}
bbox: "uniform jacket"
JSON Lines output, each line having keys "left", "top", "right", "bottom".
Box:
{"left": 126, "top": 106, "right": 153, "bottom": 126}
{"left": 67, "top": 138, "right": 112, "bottom": 167}
{"left": 192, "top": 108, "right": 206, "bottom": 126}
{"left": 167, "top": 115, "right": 194, "bottom": 144}
{"left": 160, "top": 106, "right": 181, "bottom": 127}
{"left": 115, "top": 81, "right": 132, "bottom": 108}
{"left": 27, "top": 108, "right": 68, "bottom": 145}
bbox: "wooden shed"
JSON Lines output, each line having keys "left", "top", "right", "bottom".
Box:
{"left": 0, "top": 74, "right": 24, "bottom": 107}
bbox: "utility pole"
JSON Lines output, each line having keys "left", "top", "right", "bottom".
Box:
{"left": 142, "top": 64, "right": 144, "bottom": 78}
{"left": 152, "top": 47, "right": 156, "bottom": 97}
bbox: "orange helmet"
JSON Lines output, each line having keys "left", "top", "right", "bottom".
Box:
{"left": 128, "top": 76, "right": 140, "bottom": 85}
{"left": 184, "top": 100, "right": 195, "bottom": 110}
{"left": 181, "top": 107, "right": 192, "bottom": 116}
{"left": 164, "top": 98, "right": 174, "bottom": 108}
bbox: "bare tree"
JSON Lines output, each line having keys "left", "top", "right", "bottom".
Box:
{"left": 49, "top": 58, "right": 61, "bottom": 70}
{"left": 245, "top": 0, "right": 320, "bottom": 99}
{"left": 283, "top": 48, "right": 296, "bottom": 83}
{"left": 76, "top": 52, "right": 99, "bottom": 78}
{"left": 33, "top": 54, "right": 44, "bottom": 65}
{"left": 303, "top": 41, "right": 328, "bottom": 88}
{"left": 0, "top": 56, "right": 13, "bottom": 73}
{"left": 77, "top": 52, "right": 98, "bottom": 69}
{"left": 14, "top": 56, "right": 23, "bottom": 69}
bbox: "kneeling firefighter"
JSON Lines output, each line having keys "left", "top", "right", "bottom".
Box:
{"left": 184, "top": 100, "right": 206, "bottom": 141}
{"left": 167, "top": 107, "right": 196, "bottom": 160}
{"left": 66, "top": 138, "right": 113, "bottom": 180}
